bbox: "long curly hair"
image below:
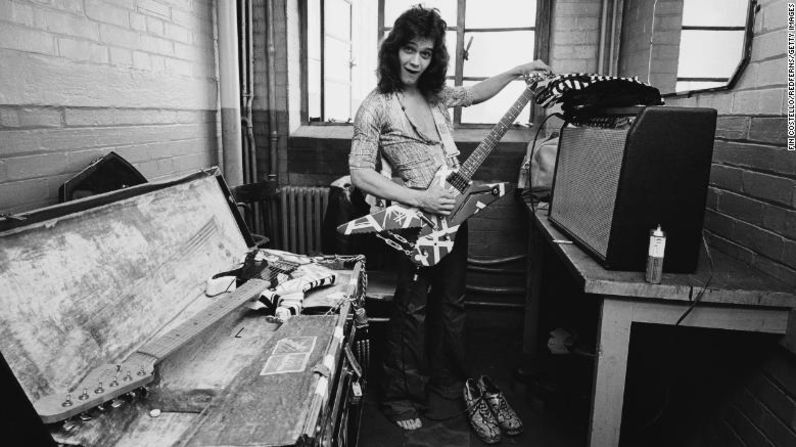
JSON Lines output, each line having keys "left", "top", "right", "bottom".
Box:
{"left": 377, "top": 5, "right": 449, "bottom": 101}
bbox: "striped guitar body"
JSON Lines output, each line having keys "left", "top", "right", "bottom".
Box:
{"left": 339, "top": 168, "right": 507, "bottom": 267}
{"left": 338, "top": 72, "right": 554, "bottom": 267}
{"left": 413, "top": 172, "right": 507, "bottom": 266}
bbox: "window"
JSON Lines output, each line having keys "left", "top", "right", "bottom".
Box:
{"left": 675, "top": 0, "right": 747, "bottom": 92}
{"left": 306, "top": 0, "right": 542, "bottom": 126}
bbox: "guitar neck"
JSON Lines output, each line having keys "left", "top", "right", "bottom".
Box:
{"left": 136, "top": 278, "right": 270, "bottom": 361}
{"left": 455, "top": 86, "right": 535, "bottom": 183}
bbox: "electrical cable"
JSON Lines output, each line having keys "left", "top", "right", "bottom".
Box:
{"left": 646, "top": 0, "right": 659, "bottom": 85}
{"left": 676, "top": 232, "right": 714, "bottom": 326}
{"left": 627, "top": 231, "right": 714, "bottom": 439}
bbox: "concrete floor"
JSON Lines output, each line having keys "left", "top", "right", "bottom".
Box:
{"left": 352, "top": 300, "right": 787, "bottom": 447}
{"left": 356, "top": 307, "right": 587, "bottom": 447}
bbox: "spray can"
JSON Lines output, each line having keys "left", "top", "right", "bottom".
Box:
{"left": 645, "top": 225, "right": 666, "bottom": 284}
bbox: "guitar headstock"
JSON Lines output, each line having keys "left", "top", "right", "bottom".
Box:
{"left": 523, "top": 71, "right": 556, "bottom": 90}
{"left": 34, "top": 357, "right": 155, "bottom": 424}
{"left": 238, "top": 249, "right": 302, "bottom": 285}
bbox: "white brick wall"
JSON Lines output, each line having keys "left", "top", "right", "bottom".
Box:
{"left": 549, "top": 0, "right": 601, "bottom": 74}
{"left": 0, "top": 0, "right": 221, "bottom": 213}
{"left": 667, "top": 0, "right": 795, "bottom": 284}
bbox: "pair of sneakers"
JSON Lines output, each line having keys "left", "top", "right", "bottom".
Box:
{"left": 463, "top": 375, "right": 523, "bottom": 444}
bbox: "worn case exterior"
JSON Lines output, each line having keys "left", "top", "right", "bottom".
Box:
{"left": 548, "top": 106, "right": 717, "bottom": 273}
{"left": 0, "top": 171, "right": 366, "bottom": 446}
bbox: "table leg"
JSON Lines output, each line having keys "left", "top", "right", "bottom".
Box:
{"left": 522, "top": 215, "right": 544, "bottom": 360}
{"left": 588, "top": 297, "right": 632, "bottom": 447}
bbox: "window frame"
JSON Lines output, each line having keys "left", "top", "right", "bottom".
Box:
{"left": 663, "top": 0, "right": 757, "bottom": 98}
{"left": 300, "top": 0, "right": 551, "bottom": 128}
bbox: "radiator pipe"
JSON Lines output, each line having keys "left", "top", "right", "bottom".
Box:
{"left": 266, "top": 0, "right": 279, "bottom": 182}
{"left": 246, "top": 0, "right": 255, "bottom": 182}
{"left": 237, "top": 0, "right": 247, "bottom": 182}
{"left": 597, "top": 0, "right": 622, "bottom": 75}
{"left": 241, "top": 0, "right": 259, "bottom": 183}
{"left": 238, "top": 0, "right": 256, "bottom": 184}
{"left": 217, "top": 0, "right": 244, "bottom": 186}
{"left": 598, "top": 0, "right": 609, "bottom": 74}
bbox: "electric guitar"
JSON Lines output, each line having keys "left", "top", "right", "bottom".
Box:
{"left": 337, "top": 72, "right": 555, "bottom": 267}
{"left": 33, "top": 250, "right": 335, "bottom": 424}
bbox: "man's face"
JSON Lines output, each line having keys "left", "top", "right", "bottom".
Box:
{"left": 398, "top": 38, "right": 434, "bottom": 87}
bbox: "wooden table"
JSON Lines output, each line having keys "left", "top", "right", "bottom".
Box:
{"left": 522, "top": 207, "right": 796, "bottom": 447}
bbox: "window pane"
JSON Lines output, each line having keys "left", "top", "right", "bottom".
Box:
{"left": 325, "top": 37, "right": 351, "bottom": 83}
{"left": 325, "top": 79, "right": 352, "bottom": 122}
{"left": 677, "top": 30, "right": 744, "bottom": 78}
{"left": 446, "top": 29, "right": 457, "bottom": 73}
{"left": 465, "top": 0, "right": 535, "bottom": 28}
{"left": 682, "top": 0, "right": 747, "bottom": 27}
{"left": 308, "top": 58, "right": 321, "bottom": 120}
{"left": 308, "top": 0, "right": 321, "bottom": 60}
{"left": 308, "top": 0, "right": 322, "bottom": 119}
{"left": 325, "top": 0, "right": 351, "bottom": 40}
{"left": 460, "top": 80, "right": 532, "bottom": 124}
{"left": 463, "top": 31, "right": 534, "bottom": 78}
{"left": 351, "top": 0, "right": 379, "bottom": 113}
{"left": 675, "top": 81, "right": 725, "bottom": 92}
{"left": 384, "top": 0, "right": 457, "bottom": 27}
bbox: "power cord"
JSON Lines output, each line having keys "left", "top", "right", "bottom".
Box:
{"left": 676, "top": 232, "right": 714, "bottom": 326}
{"left": 627, "top": 230, "right": 714, "bottom": 439}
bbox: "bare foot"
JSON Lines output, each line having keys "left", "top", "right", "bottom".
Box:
{"left": 396, "top": 417, "right": 422, "bottom": 430}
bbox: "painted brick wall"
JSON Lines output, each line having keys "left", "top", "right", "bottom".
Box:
{"left": 544, "top": 0, "right": 602, "bottom": 131}
{"left": 618, "top": 0, "right": 682, "bottom": 92}
{"left": 0, "top": 0, "right": 220, "bottom": 214}
{"left": 665, "top": 0, "right": 795, "bottom": 286}
{"left": 549, "top": 0, "right": 601, "bottom": 74}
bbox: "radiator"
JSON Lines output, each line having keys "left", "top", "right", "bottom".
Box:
{"left": 270, "top": 186, "right": 329, "bottom": 255}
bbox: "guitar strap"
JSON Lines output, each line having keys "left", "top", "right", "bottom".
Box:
{"left": 430, "top": 101, "right": 460, "bottom": 163}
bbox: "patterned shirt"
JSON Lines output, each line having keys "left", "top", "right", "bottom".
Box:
{"left": 349, "top": 85, "right": 474, "bottom": 188}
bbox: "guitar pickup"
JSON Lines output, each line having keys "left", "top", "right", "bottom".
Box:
{"left": 418, "top": 213, "right": 437, "bottom": 229}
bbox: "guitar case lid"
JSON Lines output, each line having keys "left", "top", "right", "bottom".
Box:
{"left": 59, "top": 151, "right": 148, "bottom": 202}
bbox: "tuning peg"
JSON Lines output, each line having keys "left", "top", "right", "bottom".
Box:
{"left": 61, "top": 419, "right": 79, "bottom": 432}
{"left": 62, "top": 393, "right": 74, "bottom": 408}
{"left": 96, "top": 403, "right": 106, "bottom": 412}
{"left": 109, "top": 376, "right": 119, "bottom": 387}
{"left": 78, "top": 412, "right": 93, "bottom": 422}
{"left": 94, "top": 381, "right": 104, "bottom": 394}
{"left": 78, "top": 388, "right": 90, "bottom": 401}
{"left": 124, "top": 370, "right": 133, "bottom": 382}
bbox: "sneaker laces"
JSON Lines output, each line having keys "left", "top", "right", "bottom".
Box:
{"left": 424, "top": 394, "right": 485, "bottom": 422}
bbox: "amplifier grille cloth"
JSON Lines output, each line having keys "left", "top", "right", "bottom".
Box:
{"left": 551, "top": 127, "right": 628, "bottom": 257}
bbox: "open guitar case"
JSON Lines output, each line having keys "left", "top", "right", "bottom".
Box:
{"left": 0, "top": 170, "right": 253, "bottom": 445}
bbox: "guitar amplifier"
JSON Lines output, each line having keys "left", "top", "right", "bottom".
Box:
{"left": 549, "top": 106, "right": 717, "bottom": 273}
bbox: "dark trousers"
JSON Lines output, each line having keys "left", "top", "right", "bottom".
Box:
{"left": 380, "top": 224, "right": 468, "bottom": 420}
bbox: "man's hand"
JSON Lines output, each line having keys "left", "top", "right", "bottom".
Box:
{"left": 513, "top": 60, "right": 552, "bottom": 79}
{"left": 416, "top": 184, "right": 456, "bottom": 215}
